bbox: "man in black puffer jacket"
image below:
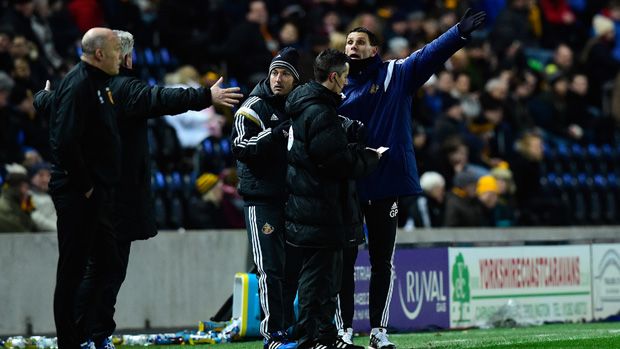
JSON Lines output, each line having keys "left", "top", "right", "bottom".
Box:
{"left": 230, "top": 47, "right": 301, "bottom": 349}
{"left": 285, "top": 49, "right": 383, "bottom": 349}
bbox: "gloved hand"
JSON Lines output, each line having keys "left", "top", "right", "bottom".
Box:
{"left": 272, "top": 119, "right": 291, "bottom": 142}
{"left": 351, "top": 120, "right": 367, "bottom": 144}
{"left": 457, "top": 8, "right": 486, "bottom": 37}
{"left": 342, "top": 117, "right": 367, "bottom": 143}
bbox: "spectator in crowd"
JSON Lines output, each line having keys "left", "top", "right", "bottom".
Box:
{"left": 511, "top": 131, "right": 566, "bottom": 225}
{"left": 218, "top": 168, "right": 245, "bottom": 229}
{"left": 509, "top": 71, "right": 538, "bottom": 134}
{"left": 444, "top": 169, "right": 484, "bottom": 227}
{"left": 566, "top": 73, "right": 601, "bottom": 143}
{"left": 530, "top": 73, "right": 581, "bottom": 143}
{"left": 470, "top": 94, "right": 513, "bottom": 166}
{"left": 0, "top": 71, "right": 22, "bottom": 165}
{"left": 539, "top": 0, "right": 578, "bottom": 48}
{"left": 21, "top": 147, "right": 43, "bottom": 168}
{"left": 28, "top": 161, "right": 56, "bottom": 231}
{"left": 0, "top": 0, "right": 61, "bottom": 70}
{"left": 0, "top": 163, "right": 36, "bottom": 232}
{"left": 207, "top": 0, "right": 276, "bottom": 88}
{"left": 475, "top": 175, "right": 501, "bottom": 226}
{"left": 187, "top": 172, "right": 226, "bottom": 229}
{"left": 490, "top": 0, "right": 538, "bottom": 60}
{"left": 430, "top": 137, "right": 488, "bottom": 192}
{"left": 451, "top": 71, "right": 481, "bottom": 119}
{"left": 285, "top": 48, "right": 380, "bottom": 349}
{"left": 0, "top": 27, "right": 14, "bottom": 72}
{"left": 490, "top": 162, "right": 517, "bottom": 227}
{"left": 403, "top": 171, "right": 446, "bottom": 230}
{"left": 433, "top": 95, "right": 468, "bottom": 147}
{"left": 544, "top": 43, "right": 574, "bottom": 78}
{"left": 230, "top": 47, "right": 301, "bottom": 349}
{"left": 581, "top": 14, "right": 620, "bottom": 107}
{"left": 193, "top": 111, "right": 235, "bottom": 175}
{"left": 279, "top": 21, "right": 302, "bottom": 50}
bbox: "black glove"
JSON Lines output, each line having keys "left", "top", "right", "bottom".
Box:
{"left": 352, "top": 120, "right": 367, "bottom": 144}
{"left": 342, "top": 118, "right": 367, "bottom": 143}
{"left": 457, "top": 8, "right": 486, "bottom": 37}
{"left": 272, "top": 119, "right": 291, "bottom": 142}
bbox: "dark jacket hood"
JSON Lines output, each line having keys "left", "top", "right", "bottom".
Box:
{"left": 285, "top": 81, "right": 342, "bottom": 117}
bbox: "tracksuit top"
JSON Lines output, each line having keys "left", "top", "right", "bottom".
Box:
{"left": 339, "top": 25, "right": 468, "bottom": 201}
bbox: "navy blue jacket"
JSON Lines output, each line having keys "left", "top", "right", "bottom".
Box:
{"left": 339, "top": 25, "right": 467, "bottom": 201}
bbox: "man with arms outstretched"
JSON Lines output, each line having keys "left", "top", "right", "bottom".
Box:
{"left": 336, "top": 9, "right": 486, "bottom": 349}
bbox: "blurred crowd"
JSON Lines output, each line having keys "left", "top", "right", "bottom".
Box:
{"left": 2, "top": 0, "right": 620, "bottom": 233}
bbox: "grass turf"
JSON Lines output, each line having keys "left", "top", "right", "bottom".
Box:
{"left": 119, "top": 322, "right": 620, "bottom": 349}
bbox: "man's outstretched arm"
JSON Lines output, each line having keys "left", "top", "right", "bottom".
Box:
{"left": 401, "top": 9, "right": 486, "bottom": 91}
{"left": 122, "top": 76, "right": 243, "bottom": 119}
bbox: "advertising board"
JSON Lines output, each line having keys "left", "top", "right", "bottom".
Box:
{"left": 448, "top": 246, "right": 592, "bottom": 328}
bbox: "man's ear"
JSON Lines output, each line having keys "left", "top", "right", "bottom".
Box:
{"left": 95, "top": 48, "right": 104, "bottom": 61}
{"left": 329, "top": 71, "right": 336, "bottom": 82}
{"left": 371, "top": 46, "right": 379, "bottom": 57}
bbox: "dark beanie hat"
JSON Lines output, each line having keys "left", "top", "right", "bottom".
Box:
{"left": 269, "top": 47, "right": 301, "bottom": 81}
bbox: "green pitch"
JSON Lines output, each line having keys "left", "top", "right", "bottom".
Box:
{"left": 120, "top": 322, "right": 620, "bottom": 349}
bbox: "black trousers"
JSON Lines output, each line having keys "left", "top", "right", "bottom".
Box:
{"left": 364, "top": 197, "right": 398, "bottom": 328}
{"left": 283, "top": 242, "right": 302, "bottom": 336}
{"left": 77, "top": 239, "right": 131, "bottom": 345}
{"left": 296, "top": 246, "right": 342, "bottom": 349}
{"left": 335, "top": 246, "right": 358, "bottom": 330}
{"left": 244, "top": 202, "right": 296, "bottom": 339}
{"left": 52, "top": 188, "right": 123, "bottom": 349}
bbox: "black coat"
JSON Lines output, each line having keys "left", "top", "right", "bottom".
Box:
{"left": 47, "top": 61, "right": 120, "bottom": 194}
{"left": 231, "top": 79, "right": 291, "bottom": 202}
{"left": 35, "top": 67, "right": 212, "bottom": 240}
{"left": 285, "top": 81, "right": 379, "bottom": 248}
{"left": 111, "top": 68, "right": 211, "bottom": 240}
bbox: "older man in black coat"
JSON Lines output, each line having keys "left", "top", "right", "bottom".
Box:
{"left": 35, "top": 30, "right": 242, "bottom": 349}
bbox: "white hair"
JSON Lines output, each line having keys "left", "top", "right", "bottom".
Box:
{"left": 113, "top": 30, "right": 134, "bottom": 57}
{"left": 485, "top": 77, "right": 506, "bottom": 93}
{"left": 420, "top": 171, "right": 445, "bottom": 192}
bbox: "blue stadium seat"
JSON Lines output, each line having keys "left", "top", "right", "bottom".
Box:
{"left": 132, "top": 49, "right": 140, "bottom": 66}
{"left": 588, "top": 174, "right": 606, "bottom": 224}
{"left": 587, "top": 144, "right": 608, "bottom": 174}
{"left": 606, "top": 173, "right": 619, "bottom": 223}
{"left": 143, "top": 47, "right": 156, "bottom": 66}
{"left": 182, "top": 172, "right": 197, "bottom": 199}
{"left": 153, "top": 194, "right": 167, "bottom": 228}
{"left": 151, "top": 171, "right": 166, "bottom": 193}
{"left": 159, "top": 48, "right": 171, "bottom": 66}
{"left": 167, "top": 195, "right": 185, "bottom": 229}
{"left": 555, "top": 143, "right": 571, "bottom": 173}
{"left": 165, "top": 172, "right": 183, "bottom": 194}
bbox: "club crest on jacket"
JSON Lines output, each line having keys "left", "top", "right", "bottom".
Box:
{"left": 262, "top": 223, "right": 274, "bottom": 234}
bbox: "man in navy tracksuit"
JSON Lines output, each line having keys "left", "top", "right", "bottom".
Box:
{"left": 336, "top": 9, "right": 486, "bottom": 349}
